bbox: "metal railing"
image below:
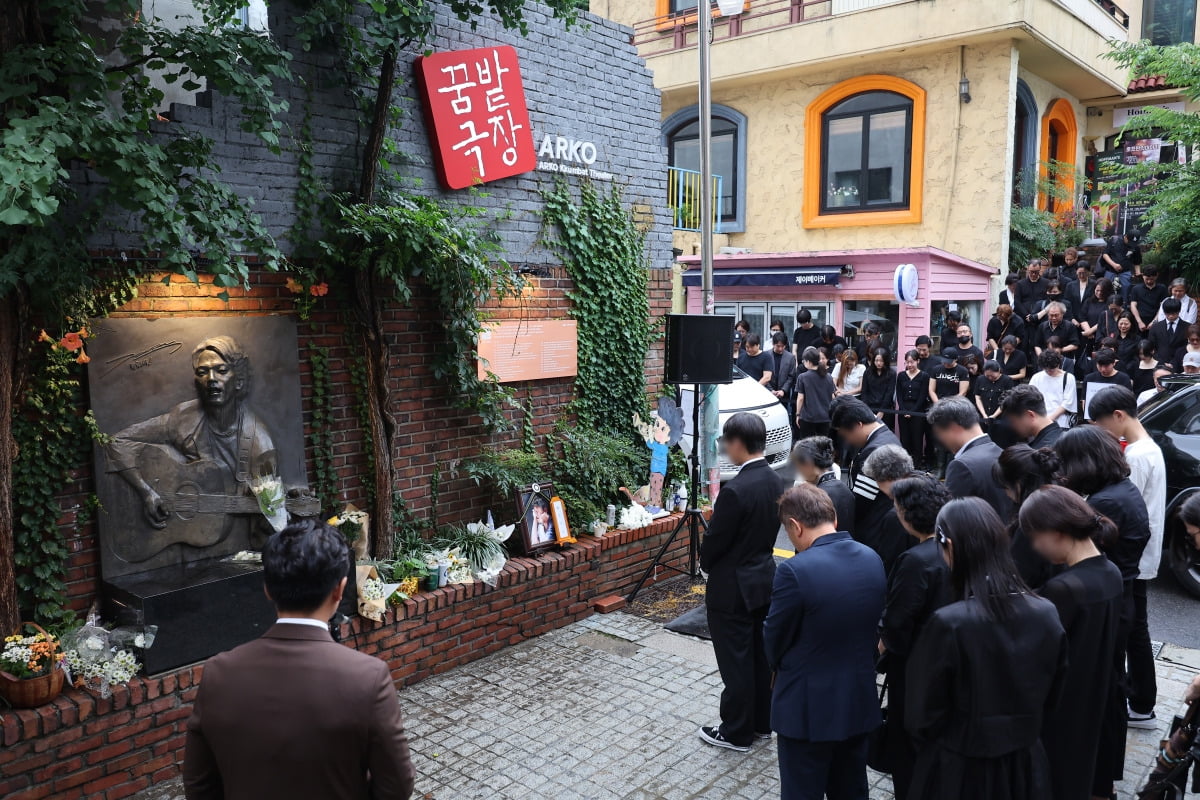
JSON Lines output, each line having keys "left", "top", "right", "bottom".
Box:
{"left": 630, "top": 0, "right": 1129, "bottom": 55}
{"left": 668, "top": 166, "right": 724, "bottom": 232}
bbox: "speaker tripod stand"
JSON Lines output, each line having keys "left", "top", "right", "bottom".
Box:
{"left": 626, "top": 386, "right": 710, "bottom": 604}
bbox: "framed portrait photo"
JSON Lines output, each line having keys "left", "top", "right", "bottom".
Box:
{"left": 515, "top": 482, "right": 557, "bottom": 554}
{"left": 549, "top": 495, "right": 575, "bottom": 545}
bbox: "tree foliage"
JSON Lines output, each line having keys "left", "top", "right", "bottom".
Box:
{"left": 1105, "top": 41, "right": 1200, "bottom": 281}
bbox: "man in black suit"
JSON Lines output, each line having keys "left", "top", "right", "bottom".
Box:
{"left": 833, "top": 398, "right": 903, "bottom": 562}
{"left": 699, "top": 412, "right": 785, "bottom": 752}
{"left": 927, "top": 397, "right": 1013, "bottom": 521}
{"left": 1148, "top": 297, "right": 1189, "bottom": 370}
{"left": 765, "top": 484, "right": 886, "bottom": 800}
{"left": 1033, "top": 301, "right": 1080, "bottom": 356}
{"left": 767, "top": 332, "right": 799, "bottom": 408}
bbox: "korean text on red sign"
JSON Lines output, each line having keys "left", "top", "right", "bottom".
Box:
{"left": 415, "top": 45, "right": 537, "bottom": 190}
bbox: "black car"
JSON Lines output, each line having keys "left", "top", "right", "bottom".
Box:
{"left": 1139, "top": 375, "right": 1200, "bottom": 597}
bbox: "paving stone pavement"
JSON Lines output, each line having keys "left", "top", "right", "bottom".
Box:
{"left": 136, "top": 612, "right": 1200, "bottom": 800}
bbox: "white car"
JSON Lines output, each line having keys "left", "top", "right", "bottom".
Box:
{"left": 678, "top": 367, "right": 793, "bottom": 482}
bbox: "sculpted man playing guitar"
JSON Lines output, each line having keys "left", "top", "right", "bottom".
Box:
{"left": 103, "top": 336, "right": 315, "bottom": 564}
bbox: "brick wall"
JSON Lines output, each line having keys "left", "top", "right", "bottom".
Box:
{"left": 1, "top": 518, "right": 693, "bottom": 800}
{"left": 60, "top": 265, "right": 673, "bottom": 612}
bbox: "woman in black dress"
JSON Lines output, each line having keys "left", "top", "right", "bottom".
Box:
{"left": 996, "top": 335, "right": 1027, "bottom": 382}
{"left": 794, "top": 347, "right": 837, "bottom": 440}
{"left": 1131, "top": 338, "right": 1162, "bottom": 397}
{"left": 1080, "top": 277, "right": 1118, "bottom": 354}
{"left": 896, "top": 349, "right": 932, "bottom": 469}
{"left": 1055, "top": 425, "right": 1152, "bottom": 799}
{"left": 878, "top": 475, "right": 954, "bottom": 800}
{"left": 861, "top": 347, "right": 897, "bottom": 427}
{"left": 1020, "top": 486, "right": 1124, "bottom": 800}
{"left": 993, "top": 445, "right": 1062, "bottom": 589}
{"left": 789, "top": 435, "right": 855, "bottom": 536}
{"left": 906, "top": 498, "right": 1067, "bottom": 800}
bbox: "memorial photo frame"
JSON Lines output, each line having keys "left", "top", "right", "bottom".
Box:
{"left": 515, "top": 482, "right": 557, "bottom": 554}
{"left": 549, "top": 495, "right": 575, "bottom": 545}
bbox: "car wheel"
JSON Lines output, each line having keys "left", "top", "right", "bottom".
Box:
{"left": 1171, "top": 491, "right": 1200, "bottom": 597}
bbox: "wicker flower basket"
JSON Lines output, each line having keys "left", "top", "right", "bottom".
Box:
{"left": 0, "top": 664, "right": 65, "bottom": 708}
{"left": 0, "top": 622, "right": 66, "bottom": 709}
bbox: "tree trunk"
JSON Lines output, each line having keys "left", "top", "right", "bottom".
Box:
{"left": 353, "top": 43, "right": 401, "bottom": 558}
{"left": 0, "top": 292, "right": 21, "bottom": 634}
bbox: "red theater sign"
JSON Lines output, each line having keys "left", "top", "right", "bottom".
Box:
{"left": 415, "top": 46, "right": 537, "bottom": 190}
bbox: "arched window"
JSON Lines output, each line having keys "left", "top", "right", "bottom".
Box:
{"left": 1040, "top": 98, "right": 1078, "bottom": 214}
{"left": 663, "top": 104, "right": 747, "bottom": 232}
{"left": 1012, "top": 80, "right": 1038, "bottom": 206}
{"left": 803, "top": 75, "right": 925, "bottom": 228}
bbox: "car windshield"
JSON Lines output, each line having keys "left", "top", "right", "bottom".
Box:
{"left": 1140, "top": 378, "right": 1194, "bottom": 416}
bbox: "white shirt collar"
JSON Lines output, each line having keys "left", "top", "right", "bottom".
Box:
{"left": 955, "top": 433, "right": 989, "bottom": 459}
{"left": 739, "top": 456, "right": 766, "bottom": 471}
{"left": 275, "top": 617, "right": 330, "bottom": 630}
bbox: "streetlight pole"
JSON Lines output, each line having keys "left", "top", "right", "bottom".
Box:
{"left": 697, "top": 0, "right": 740, "bottom": 499}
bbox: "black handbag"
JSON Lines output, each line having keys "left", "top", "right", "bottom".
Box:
{"left": 866, "top": 677, "right": 894, "bottom": 774}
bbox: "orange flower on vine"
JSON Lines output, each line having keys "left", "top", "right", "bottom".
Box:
{"left": 309, "top": 282, "right": 329, "bottom": 297}
{"left": 59, "top": 332, "right": 84, "bottom": 352}
{"left": 286, "top": 277, "right": 304, "bottom": 294}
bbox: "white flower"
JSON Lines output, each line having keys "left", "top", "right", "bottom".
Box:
{"left": 360, "top": 577, "right": 386, "bottom": 601}
{"left": 84, "top": 636, "right": 104, "bottom": 652}
{"left": 618, "top": 504, "right": 654, "bottom": 530}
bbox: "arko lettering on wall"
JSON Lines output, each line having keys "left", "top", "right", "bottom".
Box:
{"left": 415, "top": 46, "right": 537, "bottom": 190}
{"left": 536, "top": 133, "right": 613, "bottom": 181}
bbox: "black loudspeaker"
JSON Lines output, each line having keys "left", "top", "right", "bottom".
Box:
{"left": 665, "top": 314, "right": 735, "bottom": 385}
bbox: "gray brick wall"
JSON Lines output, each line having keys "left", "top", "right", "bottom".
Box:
{"left": 84, "top": 3, "right": 672, "bottom": 270}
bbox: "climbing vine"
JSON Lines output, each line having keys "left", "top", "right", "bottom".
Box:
{"left": 542, "top": 181, "right": 653, "bottom": 436}
{"left": 308, "top": 346, "right": 338, "bottom": 514}
{"left": 349, "top": 354, "right": 376, "bottom": 508}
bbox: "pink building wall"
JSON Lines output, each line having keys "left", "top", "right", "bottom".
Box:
{"left": 681, "top": 247, "right": 996, "bottom": 352}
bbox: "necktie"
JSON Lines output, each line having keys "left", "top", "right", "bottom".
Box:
{"left": 1170, "top": 322, "right": 1176, "bottom": 337}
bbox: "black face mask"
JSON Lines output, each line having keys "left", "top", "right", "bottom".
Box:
{"left": 958, "top": 335, "right": 971, "bottom": 344}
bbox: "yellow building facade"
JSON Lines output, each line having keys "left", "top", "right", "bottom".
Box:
{"left": 593, "top": 0, "right": 1199, "bottom": 346}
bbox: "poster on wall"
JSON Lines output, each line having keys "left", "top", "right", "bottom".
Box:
{"left": 1121, "top": 138, "right": 1163, "bottom": 235}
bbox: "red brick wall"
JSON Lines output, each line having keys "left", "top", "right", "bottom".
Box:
{"left": 57, "top": 265, "right": 673, "bottom": 611}
{"left": 1, "top": 517, "right": 693, "bottom": 800}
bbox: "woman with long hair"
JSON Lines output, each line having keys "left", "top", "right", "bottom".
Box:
{"left": 794, "top": 347, "right": 837, "bottom": 440}
{"left": 1020, "top": 486, "right": 1124, "bottom": 800}
{"left": 833, "top": 349, "right": 865, "bottom": 398}
{"left": 896, "top": 349, "right": 931, "bottom": 469}
{"left": 878, "top": 475, "right": 954, "bottom": 800}
{"left": 860, "top": 347, "right": 897, "bottom": 425}
{"left": 1055, "top": 425, "right": 1151, "bottom": 799}
{"left": 997, "top": 335, "right": 1027, "bottom": 382}
{"left": 905, "top": 498, "right": 1067, "bottom": 800}
{"left": 1080, "top": 277, "right": 1117, "bottom": 351}
{"left": 993, "top": 444, "right": 1062, "bottom": 588}
{"left": 1112, "top": 312, "right": 1140, "bottom": 375}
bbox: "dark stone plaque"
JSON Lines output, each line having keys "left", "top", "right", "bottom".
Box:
{"left": 102, "top": 558, "right": 276, "bottom": 674}
{"left": 86, "top": 316, "right": 308, "bottom": 579}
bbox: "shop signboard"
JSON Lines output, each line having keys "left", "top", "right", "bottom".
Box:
{"left": 415, "top": 45, "right": 537, "bottom": 189}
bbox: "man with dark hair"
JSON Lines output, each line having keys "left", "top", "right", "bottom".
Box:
{"left": 998, "top": 273, "right": 1020, "bottom": 308}
{"left": 765, "top": 484, "right": 886, "bottom": 800}
{"left": 914, "top": 336, "right": 935, "bottom": 374}
{"left": 953, "top": 324, "right": 984, "bottom": 365}
{"left": 832, "top": 398, "right": 906, "bottom": 569}
{"left": 699, "top": 412, "right": 785, "bottom": 753}
{"left": 1089, "top": 386, "right": 1166, "bottom": 731}
{"left": 767, "top": 332, "right": 798, "bottom": 407}
{"left": 855, "top": 322, "right": 885, "bottom": 363}
{"left": 1103, "top": 229, "right": 1140, "bottom": 303}
{"left": 1083, "top": 349, "right": 1132, "bottom": 420}
{"left": 1000, "top": 383, "right": 1063, "bottom": 449}
{"left": 1130, "top": 265, "right": 1169, "bottom": 333}
{"left": 1148, "top": 297, "right": 1189, "bottom": 370}
{"left": 1016, "top": 259, "right": 1051, "bottom": 324}
{"left": 737, "top": 333, "right": 774, "bottom": 386}
{"left": 184, "top": 520, "right": 416, "bottom": 800}
{"left": 927, "top": 397, "right": 1012, "bottom": 520}
{"left": 792, "top": 309, "right": 821, "bottom": 356}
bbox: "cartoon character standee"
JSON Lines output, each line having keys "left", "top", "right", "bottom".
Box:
{"left": 633, "top": 397, "right": 686, "bottom": 513}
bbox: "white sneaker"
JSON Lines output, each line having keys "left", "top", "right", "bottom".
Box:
{"left": 1127, "top": 708, "right": 1157, "bottom": 730}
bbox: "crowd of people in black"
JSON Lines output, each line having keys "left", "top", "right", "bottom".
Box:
{"left": 698, "top": 248, "right": 1200, "bottom": 800}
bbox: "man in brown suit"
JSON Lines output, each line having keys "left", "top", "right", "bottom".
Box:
{"left": 184, "top": 519, "right": 415, "bottom": 800}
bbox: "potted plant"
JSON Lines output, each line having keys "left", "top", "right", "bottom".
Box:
{"left": 0, "top": 623, "right": 66, "bottom": 708}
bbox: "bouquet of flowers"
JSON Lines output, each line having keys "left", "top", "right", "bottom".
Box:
{"left": 618, "top": 503, "right": 655, "bottom": 530}
{"left": 60, "top": 616, "right": 144, "bottom": 698}
{"left": 1, "top": 626, "right": 64, "bottom": 679}
{"left": 329, "top": 505, "right": 370, "bottom": 560}
{"left": 250, "top": 475, "right": 288, "bottom": 532}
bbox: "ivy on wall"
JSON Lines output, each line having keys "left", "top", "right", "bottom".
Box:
{"left": 542, "top": 181, "right": 653, "bottom": 436}
{"left": 308, "top": 346, "right": 338, "bottom": 514}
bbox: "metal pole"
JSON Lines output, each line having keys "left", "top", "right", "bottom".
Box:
{"left": 697, "top": 4, "right": 721, "bottom": 500}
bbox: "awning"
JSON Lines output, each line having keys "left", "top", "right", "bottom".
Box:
{"left": 681, "top": 266, "right": 842, "bottom": 288}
